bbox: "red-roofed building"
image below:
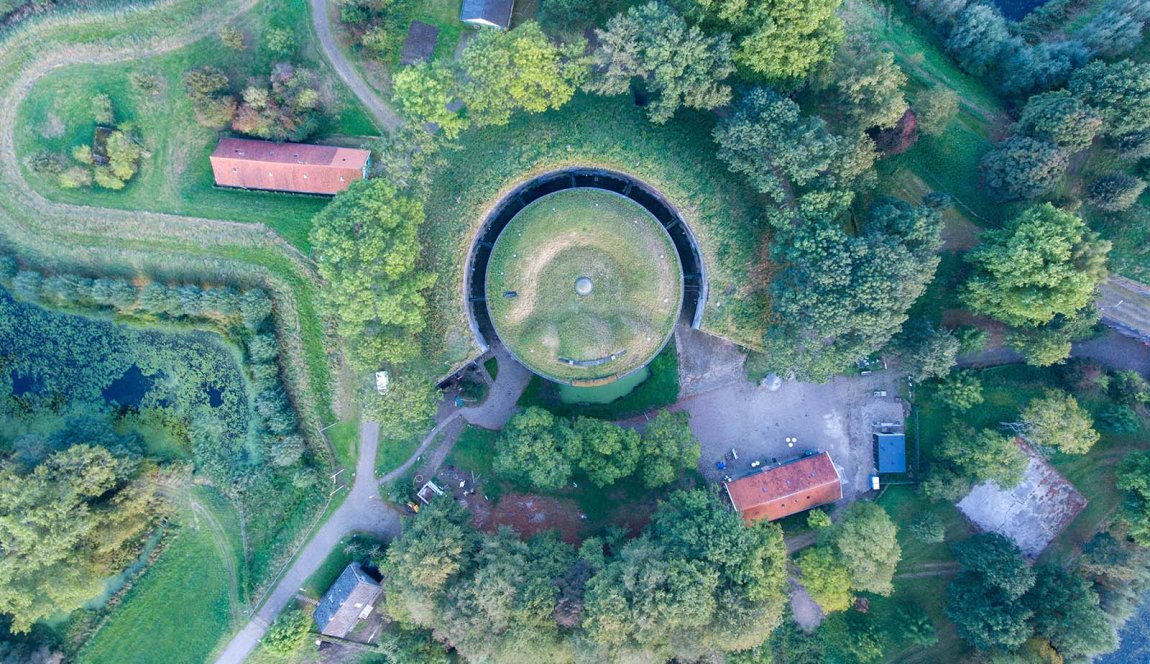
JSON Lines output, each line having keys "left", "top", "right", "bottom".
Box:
{"left": 209, "top": 137, "right": 370, "bottom": 195}
{"left": 724, "top": 452, "right": 843, "bottom": 524}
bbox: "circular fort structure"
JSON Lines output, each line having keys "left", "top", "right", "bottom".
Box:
{"left": 465, "top": 169, "right": 707, "bottom": 386}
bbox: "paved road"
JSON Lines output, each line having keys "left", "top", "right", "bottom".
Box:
{"left": 309, "top": 0, "right": 403, "bottom": 132}
{"left": 214, "top": 349, "right": 526, "bottom": 663}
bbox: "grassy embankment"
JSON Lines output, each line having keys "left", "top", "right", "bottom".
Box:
{"left": 77, "top": 487, "right": 245, "bottom": 664}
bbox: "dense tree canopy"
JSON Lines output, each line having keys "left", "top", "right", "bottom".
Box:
{"left": 562, "top": 417, "right": 641, "bottom": 487}
{"left": 459, "top": 22, "right": 586, "bottom": 127}
{"left": 1016, "top": 90, "right": 1102, "bottom": 152}
{"left": 310, "top": 179, "right": 437, "bottom": 370}
{"left": 590, "top": 2, "right": 734, "bottom": 123}
{"left": 678, "top": 0, "right": 844, "bottom": 81}
{"left": 380, "top": 489, "right": 787, "bottom": 660}
{"left": 638, "top": 411, "right": 702, "bottom": 488}
{"left": 1116, "top": 450, "right": 1150, "bottom": 546}
{"left": 832, "top": 46, "right": 908, "bottom": 132}
{"left": 1025, "top": 565, "right": 1118, "bottom": 660}
{"left": 796, "top": 546, "right": 853, "bottom": 613}
{"left": 714, "top": 87, "right": 876, "bottom": 220}
{"left": 391, "top": 62, "right": 469, "bottom": 138}
{"left": 947, "top": 534, "right": 1035, "bottom": 651}
{"left": 1069, "top": 59, "right": 1150, "bottom": 139}
{"left": 768, "top": 197, "right": 944, "bottom": 380}
{"left": 0, "top": 445, "right": 158, "bottom": 632}
{"left": 493, "top": 407, "right": 571, "bottom": 491}
{"left": 898, "top": 319, "right": 960, "bottom": 382}
{"left": 962, "top": 204, "right": 1109, "bottom": 327}
{"left": 824, "top": 501, "right": 901, "bottom": 596}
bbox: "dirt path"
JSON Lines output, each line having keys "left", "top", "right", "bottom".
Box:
{"left": 310, "top": 0, "right": 403, "bottom": 132}
{"left": 158, "top": 485, "right": 244, "bottom": 625}
{"left": 216, "top": 348, "right": 529, "bottom": 663}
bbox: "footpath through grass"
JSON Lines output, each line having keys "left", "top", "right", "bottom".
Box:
{"left": 13, "top": 0, "right": 377, "bottom": 252}
{"left": 78, "top": 487, "right": 244, "bottom": 664}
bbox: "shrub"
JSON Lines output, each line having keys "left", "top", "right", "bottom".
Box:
{"left": 71, "top": 144, "right": 94, "bottom": 165}
{"left": 1086, "top": 174, "right": 1147, "bottom": 212}
{"left": 909, "top": 512, "right": 946, "bottom": 543}
{"left": 914, "top": 85, "right": 959, "bottom": 137}
{"left": 219, "top": 25, "right": 245, "bottom": 50}
{"left": 807, "top": 509, "right": 833, "bottom": 529}
{"left": 93, "top": 166, "right": 126, "bottom": 190}
{"left": 57, "top": 166, "right": 92, "bottom": 189}
{"left": 262, "top": 609, "right": 312, "bottom": 654}
{"left": 1099, "top": 403, "right": 1142, "bottom": 433}
{"left": 92, "top": 93, "right": 114, "bottom": 125}
{"left": 265, "top": 28, "right": 296, "bottom": 56}
{"left": 936, "top": 370, "right": 984, "bottom": 411}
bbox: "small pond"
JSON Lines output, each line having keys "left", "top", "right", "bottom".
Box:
{"left": 557, "top": 366, "right": 651, "bottom": 404}
{"left": 102, "top": 365, "right": 157, "bottom": 409}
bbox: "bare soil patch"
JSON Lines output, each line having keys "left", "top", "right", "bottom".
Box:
{"left": 468, "top": 492, "right": 586, "bottom": 544}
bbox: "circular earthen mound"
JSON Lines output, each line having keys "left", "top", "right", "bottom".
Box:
{"left": 486, "top": 188, "right": 682, "bottom": 383}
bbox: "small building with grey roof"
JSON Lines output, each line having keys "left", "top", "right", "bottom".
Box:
{"left": 461, "top": 0, "right": 514, "bottom": 29}
{"left": 313, "top": 563, "right": 382, "bottom": 638}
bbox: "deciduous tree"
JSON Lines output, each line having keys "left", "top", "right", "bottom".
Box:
{"left": 979, "top": 135, "right": 1068, "bottom": 201}
{"left": 493, "top": 407, "right": 571, "bottom": 490}
{"left": 590, "top": 2, "right": 733, "bottom": 124}
{"left": 796, "top": 546, "right": 853, "bottom": 612}
{"left": 563, "top": 416, "right": 641, "bottom": 487}
{"left": 825, "top": 501, "right": 901, "bottom": 596}
{"left": 639, "top": 410, "right": 701, "bottom": 488}
{"left": 1019, "top": 389, "right": 1100, "bottom": 454}
{"left": 962, "top": 204, "right": 1109, "bottom": 327}
{"left": 460, "top": 22, "right": 585, "bottom": 127}
{"left": 310, "top": 180, "right": 437, "bottom": 369}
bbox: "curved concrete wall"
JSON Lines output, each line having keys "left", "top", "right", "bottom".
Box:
{"left": 464, "top": 168, "right": 708, "bottom": 360}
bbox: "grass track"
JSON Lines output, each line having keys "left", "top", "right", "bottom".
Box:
{"left": 78, "top": 486, "right": 244, "bottom": 664}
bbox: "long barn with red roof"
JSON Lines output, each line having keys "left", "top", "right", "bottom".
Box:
{"left": 209, "top": 137, "right": 370, "bottom": 196}
{"left": 724, "top": 452, "right": 843, "bottom": 524}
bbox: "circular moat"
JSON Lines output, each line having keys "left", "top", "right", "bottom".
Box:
{"left": 465, "top": 168, "right": 707, "bottom": 387}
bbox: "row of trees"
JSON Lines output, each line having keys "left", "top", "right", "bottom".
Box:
{"left": 0, "top": 259, "right": 317, "bottom": 486}
{"left": 912, "top": 0, "right": 1150, "bottom": 97}
{"left": 381, "top": 489, "right": 788, "bottom": 661}
{"left": 391, "top": 0, "right": 853, "bottom": 132}
{"left": 493, "top": 407, "right": 701, "bottom": 490}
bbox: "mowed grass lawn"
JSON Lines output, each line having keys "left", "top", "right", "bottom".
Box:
{"left": 487, "top": 189, "right": 681, "bottom": 382}
{"left": 78, "top": 486, "right": 244, "bottom": 664}
{"left": 14, "top": 0, "right": 378, "bottom": 252}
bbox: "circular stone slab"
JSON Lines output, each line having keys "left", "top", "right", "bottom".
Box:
{"left": 486, "top": 188, "right": 682, "bottom": 383}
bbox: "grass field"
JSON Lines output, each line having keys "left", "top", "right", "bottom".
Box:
{"left": 487, "top": 189, "right": 681, "bottom": 382}
{"left": 12, "top": 0, "right": 378, "bottom": 252}
{"left": 78, "top": 486, "right": 244, "bottom": 664}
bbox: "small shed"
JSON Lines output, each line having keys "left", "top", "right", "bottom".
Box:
{"left": 874, "top": 432, "right": 906, "bottom": 474}
{"left": 313, "top": 563, "right": 382, "bottom": 638}
{"left": 401, "top": 20, "right": 440, "bottom": 64}
{"left": 723, "top": 452, "right": 843, "bottom": 524}
{"left": 461, "top": 0, "right": 514, "bottom": 29}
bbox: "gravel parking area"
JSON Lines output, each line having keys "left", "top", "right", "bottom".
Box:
{"left": 674, "top": 352, "right": 906, "bottom": 502}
